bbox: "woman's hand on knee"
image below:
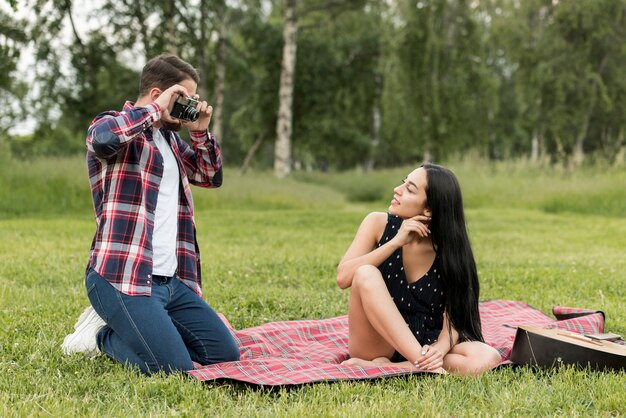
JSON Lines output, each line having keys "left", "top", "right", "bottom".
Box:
{"left": 414, "top": 344, "right": 444, "bottom": 372}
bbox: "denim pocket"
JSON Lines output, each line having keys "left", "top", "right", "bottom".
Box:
{"left": 86, "top": 270, "right": 109, "bottom": 323}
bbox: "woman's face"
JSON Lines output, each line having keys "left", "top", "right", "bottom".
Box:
{"left": 389, "top": 167, "right": 430, "bottom": 219}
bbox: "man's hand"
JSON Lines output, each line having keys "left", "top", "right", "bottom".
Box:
{"left": 182, "top": 98, "right": 213, "bottom": 133}
{"left": 154, "top": 84, "right": 190, "bottom": 119}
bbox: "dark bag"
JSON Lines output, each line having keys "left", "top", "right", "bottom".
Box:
{"left": 510, "top": 326, "right": 626, "bottom": 372}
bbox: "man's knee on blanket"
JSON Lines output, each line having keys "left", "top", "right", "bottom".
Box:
{"left": 193, "top": 339, "right": 240, "bottom": 365}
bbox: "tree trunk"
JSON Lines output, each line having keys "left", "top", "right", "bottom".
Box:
{"left": 422, "top": 150, "right": 433, "bottom": 164}
{"left": 531, "top": 130, "right": 540, "bottom": 163}
{"left": 127, "top": 0, "right": 151, "bottom": 59}
{"left": 195, "top": 0, "right": 209, "bottom": 101}
{"left": 615, "top": 128, "right": 625, "bottom": 167}
{"left": 164, "top": 0, "right": 177, "bottom": 54}
{"left": 572, "top": 56, "right": 609, "bottom": 167}
{"left": 274, "top": 0, "right": 298, "bottom": 178}
{"left": 426, "top": 3, "right": 440, "bottom": 164}
{"left": 239, "top": 133, "right": 265, "bottom": 175}
{"left": 365, "top": 73, "right": 382, "bottom": 171}
{"left": 530, "top": 96, "right": 542, "bottom": 163}
{"left": 212, "top": 2, "right": 227, "bottom": 141}
{"left": 571, "top": 132, "right": 586, "bottom": 167}
{"left": 571, "top": 84, "right": 598, "bottom": 167}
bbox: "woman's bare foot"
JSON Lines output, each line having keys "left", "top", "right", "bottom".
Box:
{"left": 341, "top": 357, "right": 379, "bottom": 368}
{"left": 343, "top": 357, "right": 448, "bottom": 374}
{"left": 342, "top": 357, "right": 410, "bottom": 369}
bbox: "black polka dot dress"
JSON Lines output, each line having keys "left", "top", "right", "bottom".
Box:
{"left": 376, "top": 213, "right": 446, "bottom": 361}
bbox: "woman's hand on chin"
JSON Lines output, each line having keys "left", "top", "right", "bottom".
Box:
{"left": 392, "top": 215, "right": 431, "bottom": 247}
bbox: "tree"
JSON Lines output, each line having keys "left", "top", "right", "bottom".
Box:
{"left": 274, "top": 0, "right": 297, "bottom": 178}
{"left": 0, "top": 7, "right": 27, "bottom": 140}
{"left": 6, "top": 0, "right": 626, "bottom": 167}
{"left": 227, "top": 3, "right": 283, "bottom": 173}
{"left": 551, "top": 0, "right": 626, "bottom": 165}
{"left": 273, "top": 0, "right": 367, "bottom": 178}
{"left": 387, "top": 0, "right": 497, "bottom": 163}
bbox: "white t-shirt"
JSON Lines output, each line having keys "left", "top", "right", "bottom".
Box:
{"left": 151, "top": 129, "right": 179, "bottom": 276}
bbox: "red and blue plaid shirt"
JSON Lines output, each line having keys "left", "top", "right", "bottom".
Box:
{"left": 86, "top": 101, "right": 222, "bottom": 296}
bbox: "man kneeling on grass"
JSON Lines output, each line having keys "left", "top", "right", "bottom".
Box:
{"left": 62, "top": 54, "right": 239, "bottom": 374}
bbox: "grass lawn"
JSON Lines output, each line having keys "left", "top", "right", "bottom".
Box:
{"left": 1, "top": 157, "right": 625, "bottom": 416}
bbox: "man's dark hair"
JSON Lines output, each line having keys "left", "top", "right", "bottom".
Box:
{"left": 138, "top": 54, "right": 199, "bottom": 97}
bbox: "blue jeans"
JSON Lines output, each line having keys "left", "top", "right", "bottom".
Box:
{"left": 86, "top": 268, "right": 240, "bottom": 375}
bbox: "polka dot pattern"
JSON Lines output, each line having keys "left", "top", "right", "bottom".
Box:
{"left": 376, "top": 213, "right": 446, "bottom": 357}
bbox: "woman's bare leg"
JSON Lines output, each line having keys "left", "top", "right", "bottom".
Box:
{"left": 345, "top": 265, "right": 423, "bottom": 365}
{"left": 344, "top": 267, "right": 394, "bottom": 362}
{"left": 442, "top": 341, "right": 502, "bottom": 376}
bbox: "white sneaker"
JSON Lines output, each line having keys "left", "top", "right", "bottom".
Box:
{"left": 62, "top": 306, "right": 106, "bottom": 358}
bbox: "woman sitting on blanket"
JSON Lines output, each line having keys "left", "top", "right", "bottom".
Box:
{"left": 337, "top": 163, "right": 501, "bottom": 375}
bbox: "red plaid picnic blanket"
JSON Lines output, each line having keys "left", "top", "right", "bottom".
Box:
{"left": 189, "top": 300, "right": 606, "bottom": 385}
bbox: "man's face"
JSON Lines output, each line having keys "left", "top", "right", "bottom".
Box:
{"left": 161, "top": 78, "right": 198, "bottom": 132}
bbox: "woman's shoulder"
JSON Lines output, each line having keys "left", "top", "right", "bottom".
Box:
{"left": 361, "top": 211, "right": 391, "bottom": 227}
{"left": 361, "top": 212, "right": 398, "bottom": 241}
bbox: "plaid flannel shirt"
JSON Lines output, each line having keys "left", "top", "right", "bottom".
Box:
{"left": 85, "top": 101, "right": 222, "bottom": 296}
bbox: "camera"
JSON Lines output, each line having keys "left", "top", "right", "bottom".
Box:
{"left": 170, "top": 95, "right": 200, "bottom": 122}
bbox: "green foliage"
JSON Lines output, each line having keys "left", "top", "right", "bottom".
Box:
{"left": 1, "top": 157, "right": 625, "bottom": 415}
{"left": 3, "top": 0, "right": 626, "bottom": 168}
{"left": 61, "top": 33, "right": 140, "bottom": 135}
{"left": 291, "top": 5, "right": 381, "bottom": 169}
{"left": 295, "top": 169, "right": 390, "bottom": 203}
{"left": 296, "top": 158, "right": 626, "bottom": 218}
{"left": 225, "top": 7, "right": 283, "bottom": 166}
{"left": 0, "top": 10, "right": 26, "bottom": 90}
{"left": 0, "top": 156, "right": 90, "bottom": 217}
{"left": 0, "top": 156, "right": 346, "bottom": 218}
{"left": 489, "top": 0, "right": 626, "bottom": 161}
{"left": 3, "top": 155, "right": 625, "bottom": 219}
{"left": 388, "top": 0, "right": 499, "bottom": 161}
{"left": 542, "top": 189, "right": 626, "bottom": 218}
{"left": 0, "top": 7, "right": 27, "bottom": 138}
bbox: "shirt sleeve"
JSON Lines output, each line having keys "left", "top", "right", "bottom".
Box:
{"left": 86, "top": 103, "right": 161, "bottom": 159}
{"left": 176, "top": 130, "right": 223, "bottom": 188}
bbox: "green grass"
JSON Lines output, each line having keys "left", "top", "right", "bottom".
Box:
{"left": 294, "top": 158, "right": 626, "bottom": 217}
{"left": 1, "top": 156, "right": 625, "bottom": 416}
{"left": 0, "top": 157, "right": 346, "bottom": 217}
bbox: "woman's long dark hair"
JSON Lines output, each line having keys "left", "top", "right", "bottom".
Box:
{"left": 422, "top": 163, "right": 484, "bottom": 344}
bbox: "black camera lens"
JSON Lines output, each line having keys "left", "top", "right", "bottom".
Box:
{"left": 170, "top": 95, "right": 201, "bottom": 122}
{"left": 184, "top": 106, "right": 199, "bottom": 122}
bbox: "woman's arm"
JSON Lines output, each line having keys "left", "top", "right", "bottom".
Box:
{"left": 336, "top": 211, "right": 431, "bottom": 289}
{"left": 336, "top": 212, "right": 401, "bottom": 289}
{"left": 412, "top": 312, "right": 458, "bottom": 371}
{"left": 433, "top": 312, "right": 459, "bottom": 356}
